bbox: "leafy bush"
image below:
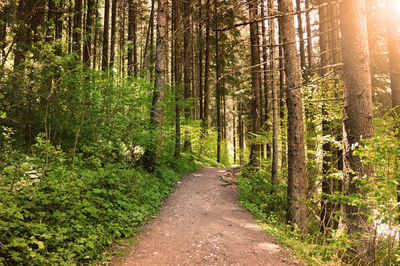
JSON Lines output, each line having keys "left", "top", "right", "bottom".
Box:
{"left": 0, "top": 132, "right": 204, "bottom": 265}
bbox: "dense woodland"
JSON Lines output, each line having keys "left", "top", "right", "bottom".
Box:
{"left": 1, "top": 0, "right": 400, "bottom": 264}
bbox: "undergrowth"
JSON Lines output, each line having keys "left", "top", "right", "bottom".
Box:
{"left": 237, "top": 165, "right": 344, "bottom": 265}
{"left": 0, "top": 136, "right": 216, "bottom": 265}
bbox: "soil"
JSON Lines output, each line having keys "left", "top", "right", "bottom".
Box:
{"left": 110, "top": 167, "right": 302, "bottom": 266}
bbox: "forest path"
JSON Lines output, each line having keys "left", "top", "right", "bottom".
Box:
{"left": 110, "top": 167, "right": 301, "bottom": 266}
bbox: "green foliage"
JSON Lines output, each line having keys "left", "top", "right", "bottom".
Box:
{"left": 0, "top": 50, "right": 213, "bottom": 264}
{"left": 238, "top": 165, "right": 286, "bottom": 221}
{"left": 0, "top": 134, "right": 203, "bottom": 265}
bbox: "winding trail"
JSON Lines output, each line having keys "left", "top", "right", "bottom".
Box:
{"left": 110, "top": 167, "right": 301, "bottom": 266}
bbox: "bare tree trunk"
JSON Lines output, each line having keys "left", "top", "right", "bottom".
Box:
{"left": 202, "top": 0, "right": 211, "bottom": 132}
{"left": 142, "top": 0, "right": 155, "bottom": 72}
{"left": 278, "top": 0, "right": 308, "bottom": 234}
{"left": 14, "top": 0, "right": 30, "bottom": 69}
{"left": 215, "top": 0, "right": 221, "bottom": 163}
{"left": 173, "top": 0, "right": 181, "bottom": 158}
{"left": 340, "top": 0, "right": 375, "bottom": 263}
{"left": 110, "top": 0, "right": 117, "bottom": 68}
{"left": 128, "top": 0, "right": 138, "bottom": 75}
{"left": 73, "top": 0, "right": 83, "bottom": 58}
{"left": 279, "top": 25, "right": 287, "bottom": 169}
{"left": 305, "top": 0, "right": 313, "bottom": 72}
{"left": 93, "top": 0, "right": 99, "bottom": 69}
{"left": 83, "top": 0, "right": 95, "bottom": 66}
{"left": 239, "top": 100, "right": 244, "bottom": 165}
{"left": 183, "top": 0, "right": 192, "bottom": 151}
{"left": 296, "top": 0, "right": 306, "bottom": 76}
{"left": 387, "top": 0, "right": 400, "bottom": 123}
{"left": 269, "top": 0, "right": 279, "bottom": 184}
{"left": 143, "top": 0, "right": 167, "bottom": 169}
{"left": 119, "top": 0, "right": 126, "bottom": 75}
{"left": 233, "top": 97, "right": 237, "bottom": 163}
{"left": 261, "top": 0, "right": 269, "bottom": 159}
{"left": 198, "top": 0, "right": 204, "bottom": 122}
{"left": 102, "top": 0, "right": 110, "bottom": 71}
{"left": 319, "top": 0, "right": 334, "bottom": 234}
{"left": 248, "top": 0, "right": 262, "bottom": 167}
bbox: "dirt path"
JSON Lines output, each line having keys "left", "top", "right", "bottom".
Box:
{"left": 110, "top": 167, "right": 301, "bottom": 266}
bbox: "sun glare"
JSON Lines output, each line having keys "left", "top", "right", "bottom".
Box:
{"left": 386, "top": 0, "right": 400, "bottom": 14}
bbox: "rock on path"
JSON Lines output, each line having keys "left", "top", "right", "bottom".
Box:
{"left": 110, "top": 167, "right": 301, "bottom": 266}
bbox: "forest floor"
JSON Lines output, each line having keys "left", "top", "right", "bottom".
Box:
{"left": 109, "top": 167, "right": 302, "bottom": 266}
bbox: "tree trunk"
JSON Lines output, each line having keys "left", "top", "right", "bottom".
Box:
{"left": 202, "top": 0, "right": 211, "bottom": 132}
{"left": 269, "top": 0, "right": 279, "bottom": 184}
{"left": 73, "top": 0, "right": 83, "bottom": 58}
{"left": 340, "top": 0, "right": 375, "bottom": 263}
{"left": 305, "top": 0, "right": 313, "bottom": 72}
{"left": 102, "top": 0, "right": 110, "bottom": 71}
{"left": 110, "top": 0, "right": 117, "bottom": 68}
{"left": 83, "top": 0, "right": 95, "bottom": 65}
{"left": 279, "top": 25, "right": 287, "bottom": 169}
{"left": 248, "top": 0, "right": 262, "bottom": 167}
{"left": 296, "top": 0, "right": 306, "bottom": 76}
{"left": 239, "top": 101, "right": 244, "bottom": 165}
{"left": 387, "top": 0, "right": 400, "bottom": 122}
{"left": 215, "top": 0, "right": 221, "bottom": 163}
{"left": 119, "top": 0, "right": 126, "bottom": 75}
{"left": 93, "top": 0, "right": 99, "bottom": 69}
{"left": 14, "top": 0, "right": 30, "bottom": 69}
{"left": 143, "top": 0, "right": 167, "bottom": 169}
{"left": 278, "top": 0, "right": 308, "bottom": 234}
{"left": 261, "top": 0, "right": 269, "bottom": 159}
{"left": 128, "top": 0, "right": 138, "bottom": 76}
{"left": 198, "top": 0, "right": 204, "bottom": 122}
{"left": 183, "top": 0, "right": 192, "bottom": 151}
{"left": 173, "top": 0, "right": 182, "bottom": 158}
{"left": 319, "top": 0, "right": 335, "bottom": 234}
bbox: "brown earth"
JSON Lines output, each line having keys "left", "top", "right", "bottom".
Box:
{"left": 110, "top": 167, "right": 302, "bottom": 266}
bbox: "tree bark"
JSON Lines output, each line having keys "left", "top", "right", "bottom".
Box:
{"left": 198, "top": 0, "right": 204, "bottom": 122}
{"left": 279, "top": 24, "right": 287, "bottom": 169}
{"left": 93, "top": 0, "right": 99, "bottom": 69}
{"left": 278, "top": 0, "right": 308, "bottom": 234}
{"left": 202, "top": 0, "right": 211, "bottom": 132}
{"left": 215, "top": 0, "right": 221, "bottom": 163}
{"left": 110, "top": 0, "right": 117, "bottom": 68}
{"left": 102, "top": 0, "right": 110, "bottom": 71}
{"left": 248, "top": 0, "right": 262, "bottom": 167}
{"left": 73, "top": 0, "right": 83, "bottom": 58}
{"left": 319, "top": 0, "right": 334, "bottom": 233}
{"left": 128, "top": 0, "right": 138, "bottom": 76}
{"left": 183, "top": 0, "right": 192, "bottom": 151}
{"left": 83, "top": 0, "right": 95, "bottom": 65}
{"left": 340, "top": 0, "right": 375, "bottom": 263}
{"left": 173, "top": 0, "right": 182, "bottom": 158}
{"left": 261, "top": 0, "right": 269, "bottom": 159}
{"left": 305, "top": 0, "right": 313, "bottom": 72}
{"left": 269, "top": 0, "right": 279, "bottom": 184}
{"left": 296, "top": 0, "right": 306, "bottom": 74}
{"left": 143, "top": 0, "right": 168, "bottom": 169}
